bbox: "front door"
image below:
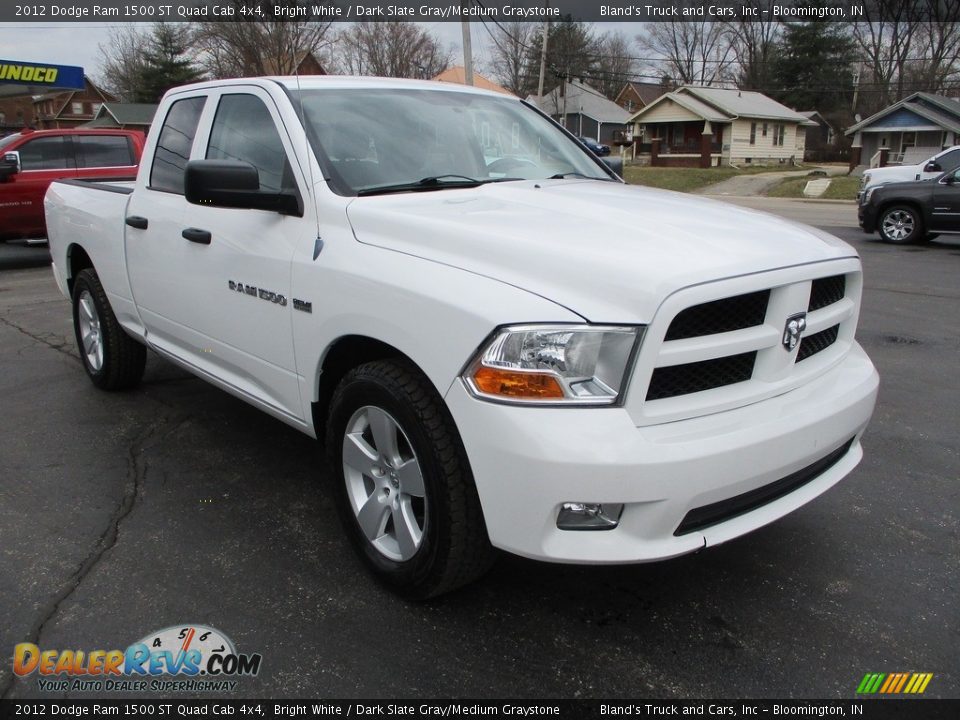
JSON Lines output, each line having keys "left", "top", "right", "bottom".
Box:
{"left": 125, "top": 87, "right": 315, "bottom": 422}
{"left": 929, "top": 169, "right": 960, "bottom": 232}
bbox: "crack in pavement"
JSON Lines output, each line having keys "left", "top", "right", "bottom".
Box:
{"left": 0, "top": 414, "right": 192, "bottom": 699}
{"left": 0, "top": 315, "right": 76, "bottom": 360}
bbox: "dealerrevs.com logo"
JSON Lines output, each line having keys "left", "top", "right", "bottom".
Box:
{"left": 13, "top": 624, "right": 262, "bottom": 693}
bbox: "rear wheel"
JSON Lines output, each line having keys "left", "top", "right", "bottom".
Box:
{"left": 878, "top": 205, "right": 923, "bottom": 244}
{"left": 72, "top": 268, "right": 146, "bottom": 390}
{"left": 327, "top": 359, "right": 494, "bottom": 598}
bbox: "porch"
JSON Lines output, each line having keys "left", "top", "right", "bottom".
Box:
{"left": 633, "top": 120, "right": 724, "bottom": 168}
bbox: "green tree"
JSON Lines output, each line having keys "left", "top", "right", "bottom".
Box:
{"left": 522, "top": 16, "right": 598, "bottom": 97}
{"left": 769, "top": 22, "right": 857, "bottom": 115}
{"left": 136, "top": 25, "right": 203, "bottom": 103}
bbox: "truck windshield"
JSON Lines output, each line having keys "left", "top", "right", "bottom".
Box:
{"left": 0, "top": 133, "right": 23, "bottom": 150}
{"left": 294, "top": 88, "right": 613, "bottom": 196}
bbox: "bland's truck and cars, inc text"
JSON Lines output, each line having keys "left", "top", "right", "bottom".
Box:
{"left": 44, "top": 77, "right": 879, "bottom": 597}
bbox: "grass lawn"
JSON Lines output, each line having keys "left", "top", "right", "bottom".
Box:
{"left": 622, "top": 165, "right": 810, "bottom": 193}
{"left": 766, "top": 175, "right": 860, "bottom": 200}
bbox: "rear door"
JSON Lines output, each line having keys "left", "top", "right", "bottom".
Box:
{"left": 125, "top": 86, "right": 312, "bottom": 423}
{"left": 74, "top": 134, "right": 139, "bottom": 179}
{"left": 4, "top": 134, "right": 77, "bottom": 238}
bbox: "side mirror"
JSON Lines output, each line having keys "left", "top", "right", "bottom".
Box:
{"left": 924, "top": 161, "right": 941, "bottom": 173}
{"left": 0, "top": 151, "right": 21, "bottom": 180}
{"left": 184, "top": 159, "right": 302, "bottom": 216}
{"left": 602, "top": 156, "right": 623, "bottom": 177}
{"left": 945, "top": 174, "right": 957, "bottom": 185}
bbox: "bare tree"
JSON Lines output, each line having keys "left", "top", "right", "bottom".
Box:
{"left": 637, "top": 21, "right": 734, "bottom": 87}
{"left": 487, "top": 21, "right": 535, "bottom": 96}
{"left": 907, "top": 1, "right": 960, "bottom": 95}
{"left": 594, "top": 31, "right": 637, "bottom": 99}
{"left": 333, "top": 22, "right": 451, "bottom": 79}
{"left": 852, "top": 1, "right": 922, "bottom": 109}
{"left": 723, "top": 7, "right": 782, "bottom": 90}
{"left": 192, "top": 2, "right": 334, "bottom": 78}
{"left": 97, "top": 25, "right": 151, "bottom": 101}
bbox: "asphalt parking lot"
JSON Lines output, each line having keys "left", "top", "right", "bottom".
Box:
{"left": 1, "top": 208, "right": 957, "bottom": 700}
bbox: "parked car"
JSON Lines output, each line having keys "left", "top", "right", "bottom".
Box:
{"left": 578, "top": 136, "right": 611, "bottom": 156}
{"left": 0, "top": 128, "right": 144, "bottom": 241}
{"left": 859, "top": 167, "right": 960, "bottom": 243}
{"left": 45, "top": 77, "right": 878, "bottom": 597}
{"left": 858, "top": 145, "right": 960, "bottom": 202}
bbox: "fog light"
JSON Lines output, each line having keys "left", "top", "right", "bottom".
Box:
{"left": 556, "top": 502, "right": 623, "bottom": 531}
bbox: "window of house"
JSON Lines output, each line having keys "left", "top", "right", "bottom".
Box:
{"left": 71, "top": 102, "right": 83, "bottom": 115}
{"left": 18, "top": 136, "right": 74, "bottom": 170}
{"left": 0, "top": 112, "right": 5, "bottom": 125}
{"left": 92, "top": 103, "right": 102, "bottom": 117}
{"left": 762, "top": 123, "right": 768, "bottom": 137}
{"left": 749, "top": 123, "right": 756, "bottom": 145}
{"left": 206, "top": 94, "right": 295, "bottom": 195}
{"left": 777, "top": 124, "right": 785, "bottom": 146}
{"left": 150, "top": 96, "right": 206, "bottom": 194}
{"left": 75, "top": 135, "right": 135, "bottom": 168}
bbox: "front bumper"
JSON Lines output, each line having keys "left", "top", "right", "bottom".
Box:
{"left": 858, "top": 203, "right": 877, "bottom": 233}
{"left": 445, "top": 343, "right": 878, "bottom": 563}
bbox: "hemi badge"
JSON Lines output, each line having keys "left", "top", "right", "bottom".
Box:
{"left": 293, "top": 299, "right": 312, "bottom": 313}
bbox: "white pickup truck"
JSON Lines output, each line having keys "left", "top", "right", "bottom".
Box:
{"left": 45, "top": 77, "right": 879, "bottom": 597}
{"left": 859, "top": 145, "right": 960, "bottom": 201}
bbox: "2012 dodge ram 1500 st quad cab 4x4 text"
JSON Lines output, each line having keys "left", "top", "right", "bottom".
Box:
{"left": 45, "top": 77, "right": 879, "bottom": 597}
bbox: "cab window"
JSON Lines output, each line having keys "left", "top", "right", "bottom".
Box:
{"left": 150, "top": 96, "right": 206, "bottom": 194}
{"left": 206, "top": 94, "right": 295, "bottom": 194}
{"left": 19, "top": 136, "right": 75, "bottom": 170}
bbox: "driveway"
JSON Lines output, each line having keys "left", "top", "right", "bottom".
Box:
{"left": 697, "top": 165, "right": 848, "bottom": 197}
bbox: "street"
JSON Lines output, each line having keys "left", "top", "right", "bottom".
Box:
{"left": 1, "top": 204, "right": 957, "bottom": 699}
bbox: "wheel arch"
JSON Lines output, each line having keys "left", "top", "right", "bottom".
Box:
{"left": 65, "top": 244, "right": 94, "bottom": 297}
{"left": 312, "top": 335, "right": 428, "bottom": 440}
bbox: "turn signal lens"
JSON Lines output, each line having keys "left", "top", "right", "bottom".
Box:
{"left": 472, "top": 366, "right": 565, "bottom": 399}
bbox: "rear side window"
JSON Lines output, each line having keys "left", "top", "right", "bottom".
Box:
{"left": 19, "top": 137, "right": 75, "bottom": 170}
{"left": 206, "top": 94, "right": 295, "bottom": 193}
{"left": 150, "top": 96, "right": 205, "bottom": 194}
{"left": 75, "top": 135, "right": 135, "bottom": 168}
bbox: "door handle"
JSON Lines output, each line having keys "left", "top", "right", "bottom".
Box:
{"left": 125, "top": 215, "right": 148, "bottom": 230}
{"left": 182, "top": 228, "right": 211, "bottom": 245}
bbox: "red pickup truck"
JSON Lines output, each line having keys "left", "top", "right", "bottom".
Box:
{"left": 0, "top": 128, "right": 144, "bottom": 241}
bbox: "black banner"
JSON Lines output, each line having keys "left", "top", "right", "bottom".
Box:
{"left": 2, "top": 700, "right": 959, "bottom": 720}
{"left": 0, "top": 0, "right": 953, "bottom": 24}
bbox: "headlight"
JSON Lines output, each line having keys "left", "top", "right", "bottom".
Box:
{"left": 863, "top": 186, "right": 877, "bottom": 204}
{"left": 463, "top": 324, "right": 642, "bottom": 405}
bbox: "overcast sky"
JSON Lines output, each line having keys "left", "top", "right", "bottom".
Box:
{"left": 0, "top": 21, "right": 641, "bottom": 84}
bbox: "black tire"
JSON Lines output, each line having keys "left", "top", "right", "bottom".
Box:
{"left": 71, "top": 268, "right": 146, "bottom": 390}
{"left": 877, "top": 204, "right": 923, "bottom": 244}
{"left": 326, "top": 359, "right": 495, "bottom": 598}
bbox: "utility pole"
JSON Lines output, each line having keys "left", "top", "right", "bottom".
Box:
{"left": 461, "top": 2, "right": 474, "bottom": 85}
{"left": 852, "top": 68, "right": 861, "bottom": 113}
{"left": 537, "top": 12, "right": 550, "bottom": 98}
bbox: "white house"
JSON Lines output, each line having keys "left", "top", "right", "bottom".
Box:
{"left": 627, "top": 86, "right": 816, "bottom": 167}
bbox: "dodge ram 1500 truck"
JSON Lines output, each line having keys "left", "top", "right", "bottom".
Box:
{"left": 45, "top": 77, "right": 879, "bottom": 597}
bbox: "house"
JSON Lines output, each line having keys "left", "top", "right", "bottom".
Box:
{"left": 262, "top": 50, "right": 327, "bottom": 76}
{"left": 85, "top": 103, "right": 157, "bottom": 135}
{"left": 433, "top": 67, "right": 513, "bottom": 96}
{"left": 845, "top": 92, "right": 960, "bottom": 171}
{"left": 29, "top": 76, "right": 115, "bottom": 129}
{"left": 798, "top": 111, "right": 839, "bottom": 162}
{"left": 614, "top": 81, "right": 668, "bottom": 114}
{"left": 526, "top": 80, "right": 630, "bottom": 145}
{"left": 627, "top": 85, "right": 816, "bottom": 168}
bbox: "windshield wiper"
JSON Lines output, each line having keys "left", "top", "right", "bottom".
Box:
{"left": 547, "top": 172, "right": 595, "bottom": 180}
{"left": 357, "top": 175, "right": 485, "bottom": 197}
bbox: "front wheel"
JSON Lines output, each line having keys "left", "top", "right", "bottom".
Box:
{"left": 72, "top": 268, "right": 146, "bottom": 390}
{"left": 878, "top": 205, "right": 923, "bottom": 244}
{"left": 326, "top": 359, "right": 494, "bottom": 598}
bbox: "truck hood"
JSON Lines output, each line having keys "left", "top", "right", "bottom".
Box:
{"left": 345, "top": 180, "right": 855, "bottom": 323}
{"left": 863, "top": 164, "right": 923, "bottom": 186}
